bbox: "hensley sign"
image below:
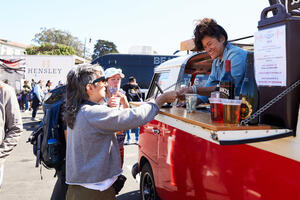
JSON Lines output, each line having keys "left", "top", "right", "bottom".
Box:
{"left": 25, "top": 55, "right": 76, "bottom": 86}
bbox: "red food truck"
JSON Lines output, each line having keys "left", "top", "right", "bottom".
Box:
{"left": 131, "top": 3, "right": 300, "bottom": 200}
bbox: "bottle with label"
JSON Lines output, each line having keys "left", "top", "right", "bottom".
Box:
{"left": 239, "top": 53, "right": 259, "bottom": 125}
{"left": 220, "top": 60, "right": 235, "bottom": 99}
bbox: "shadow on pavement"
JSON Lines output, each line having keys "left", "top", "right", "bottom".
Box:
{"left": 117, "top": 190, "right": 140, "bottom": 200}
{"left": 23, "top": 120, "right": 41, "bottom": 131}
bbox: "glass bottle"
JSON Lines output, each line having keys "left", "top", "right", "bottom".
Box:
{"left": 239, "top": 53, "right": 259, "bottom": 125}
{"left": 220, "top": 60, "right": 235, "bottom": 99}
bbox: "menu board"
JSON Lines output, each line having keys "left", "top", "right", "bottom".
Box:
{"left": 254, "top": 25, "right": 286, "bottom": 86}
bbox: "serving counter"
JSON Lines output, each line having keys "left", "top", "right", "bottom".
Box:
{"left": 159, "top": 106, "right": 272, "bottom": 131}
{"left": 154, "top": 106, "right": 294, "bottom": 146}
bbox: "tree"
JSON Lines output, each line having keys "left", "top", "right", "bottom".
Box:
{"left": 26, "top": 43, "right": 76, "bottom": 55}
{"left": 92, "top": 39, "right": 118, "bottom": 60}
{"left": 33, "top": 27, "right": 83, "bottom": 56}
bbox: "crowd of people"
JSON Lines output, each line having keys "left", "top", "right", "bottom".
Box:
{"left": 0, "top": 17, "right": 250, "bottom": 200}
{"left": 15, "top": 79, "right": 64, "bottom": 120}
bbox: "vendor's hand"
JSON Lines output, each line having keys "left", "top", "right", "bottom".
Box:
{"left": 176, "top": 100, "right": 186, "bottom": 107}
{"left": 177, "top": 86, "right": 193, "bottom": 101}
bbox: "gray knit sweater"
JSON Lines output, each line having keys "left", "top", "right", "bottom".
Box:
{"left": 0, "top": 82, "right": 23, "bottom": 164}
{"left": 66, "top": 101, "right": 159, "bottom": 184}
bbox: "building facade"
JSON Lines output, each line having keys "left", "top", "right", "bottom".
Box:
{"left": 0, "top": 39, "right": 27, "bottom": 55}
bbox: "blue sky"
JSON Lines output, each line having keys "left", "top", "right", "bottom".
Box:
{"left": 1, "top": 0, "right": 270, "bottom": 55}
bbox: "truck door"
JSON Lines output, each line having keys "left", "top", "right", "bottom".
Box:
{"left": 140, "top": 71, "right": 172, "bottom": 175}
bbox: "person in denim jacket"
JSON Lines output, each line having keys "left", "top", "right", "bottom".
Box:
{"left": 178, "top": 18, "right": 247, "bottom": 102}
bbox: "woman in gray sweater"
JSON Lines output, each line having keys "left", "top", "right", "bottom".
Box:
{"left": 64, "top": 64, "right": 177, "bottom": 200}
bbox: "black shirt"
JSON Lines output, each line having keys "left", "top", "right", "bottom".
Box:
{"left": 122, "top": 83, "right": 142, "bottom": 102}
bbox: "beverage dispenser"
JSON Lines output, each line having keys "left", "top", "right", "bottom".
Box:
{"left": 255, "top": 4, "right": 300, "bottom": 131}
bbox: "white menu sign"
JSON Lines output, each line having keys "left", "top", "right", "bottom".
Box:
{"left": 254, "top": 25, "right": 286, "bottom": 86}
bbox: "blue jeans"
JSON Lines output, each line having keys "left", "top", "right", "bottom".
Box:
{"left": 125, "top": 128, "right": 139, "bottom": 142}
{"left": 23, "top": 94, "right": 29, "bottom": 110}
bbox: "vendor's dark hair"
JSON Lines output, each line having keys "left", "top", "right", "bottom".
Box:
{"left": 193, "top": 18, "right": 228, "bottom": 51}
{"left": 64, "top": 64, "right": 104, "bottom": 129}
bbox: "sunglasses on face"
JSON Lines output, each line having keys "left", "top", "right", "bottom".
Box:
{"left": 92, "top": 76, "right": 107, "bottom": 85}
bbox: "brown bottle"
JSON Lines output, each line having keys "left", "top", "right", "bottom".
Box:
{"left": 220, "top": 60, "right": 235, "bottom": 99}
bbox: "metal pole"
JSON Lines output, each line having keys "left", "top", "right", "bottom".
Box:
{"left": 83, "top": 37, "right": 86, "bottom": 58}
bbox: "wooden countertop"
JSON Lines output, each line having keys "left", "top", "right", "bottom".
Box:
{"left": 129, "top": 102, "right": 272, "bottom": 131}
{"left": 159, "top": 106, "right": 272, "bottom": 131}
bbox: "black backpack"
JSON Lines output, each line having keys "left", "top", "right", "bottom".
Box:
{"left": 28, "top": 86, "right": 66, "bottom": 169}
{"left": 27, "top": 88, "right": 35, "bottom": 101}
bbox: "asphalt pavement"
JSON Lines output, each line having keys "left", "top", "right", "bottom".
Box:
{"left": 0, "top": 110, "right": 141, "bottom": 200}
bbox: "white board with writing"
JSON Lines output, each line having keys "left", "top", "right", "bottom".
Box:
{"left": 254, "top": 25, "right": 286, "bottom": 86}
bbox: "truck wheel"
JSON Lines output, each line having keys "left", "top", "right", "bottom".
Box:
{"left": 140, "top": 162, "right": 159, "bottom": 200}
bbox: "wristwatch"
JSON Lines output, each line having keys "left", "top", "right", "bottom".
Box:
{"left": 214, "top": 84, "right": 220, "bottom": 91}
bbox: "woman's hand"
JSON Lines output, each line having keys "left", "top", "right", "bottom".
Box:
{"left": 155, "top": 91, "right": 178, "bottom": 107}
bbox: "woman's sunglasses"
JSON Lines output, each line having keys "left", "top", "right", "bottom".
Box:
{"left": 92, "top": 76, "right": 107, "bottom": 84}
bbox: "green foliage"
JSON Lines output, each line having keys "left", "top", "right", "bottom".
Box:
{"left": 92, "top": 39, "right": 118, "bottom": 60}
{"left": 25, "top": 43, "right": 76, "bottom": 55}
{"left": 33, "top": 27, "right": 83, "bottom": 56}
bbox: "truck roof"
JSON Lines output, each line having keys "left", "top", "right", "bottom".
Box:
{"left": 154, "top": 53, "right": 195, "bottom": 72}
{"left": 91, "top": 53, "right": 178, "bottom": 89}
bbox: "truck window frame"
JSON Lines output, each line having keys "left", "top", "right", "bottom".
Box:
{"left": 147, "top": 71, "right": 171, "bottom": 99}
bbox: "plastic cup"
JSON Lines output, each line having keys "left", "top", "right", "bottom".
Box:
{"left": 115, "top": 97, "right": 121, "bottom": 108}
{"left": 208, "top": 98, "right": 223, "bottom": 123}
{"left": 110, "top": 96, "right": 121, "bottom": 108}
{"left": 210, "top": 91, "right": 220, "bottom": 98}
{"left": 185, "top": 93, "right": 197, "bottom": 113}
{"left": 222, "top": 99, "right": 242, "bottom": 124}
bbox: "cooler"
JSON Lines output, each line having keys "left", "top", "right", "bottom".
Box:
{"left": 256, "top": 4, "right": 300, "bottom": 131}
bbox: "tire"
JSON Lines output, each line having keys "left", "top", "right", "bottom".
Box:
{"left": 140, "top": 162, "right": 159, "bottom": 200}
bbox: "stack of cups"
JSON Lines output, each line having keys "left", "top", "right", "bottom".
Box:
{"left": 209, "top": 92, "right": 242, "bottom": 125}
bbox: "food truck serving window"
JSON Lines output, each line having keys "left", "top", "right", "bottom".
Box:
{"left": 181, "top": 73, "right": 209, "bottom": 88}
{"left": 147, "top": 71, "right": 170, "bottom": 98}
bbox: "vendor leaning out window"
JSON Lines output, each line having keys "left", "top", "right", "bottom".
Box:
{"left": 178, "top": 18, "right": 247, "bottom": 102}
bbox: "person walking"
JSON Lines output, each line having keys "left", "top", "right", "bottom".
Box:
{"left": 64, "top": 64, "right": 177, "bottom": 200}
{"left": 45, "top": 80, "right": 53, "bottom": 92}
{"left": 22, "top": 80, "right": 31, "bottom": 112}
{"left": 0, "top": 81, "right": 23, "bottom": 187}
{"left": 122, "top": 76, "right": 143, "bottom": 144}
{"left": 31, "top": 80, "right": 44, "bottom": 121}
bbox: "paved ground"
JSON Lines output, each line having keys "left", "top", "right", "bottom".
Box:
{"left": 0, "top": 110, "right": 141, "bottom": 200}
